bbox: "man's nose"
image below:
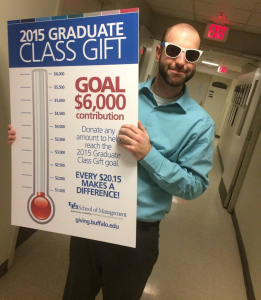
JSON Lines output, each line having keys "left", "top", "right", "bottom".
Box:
{"left": 175, "top": 51, "right": 186, "bottom": 66}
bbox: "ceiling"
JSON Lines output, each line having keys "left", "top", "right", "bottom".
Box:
{"left": 146, "top": 0, "right": 261, "bottom": 35}
{"left": 146, "top": 0, "right": 261, "bottom": 72}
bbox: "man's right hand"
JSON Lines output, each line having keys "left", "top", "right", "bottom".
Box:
{"left": 7, "top": 125, "right": 16, "bottom": 145}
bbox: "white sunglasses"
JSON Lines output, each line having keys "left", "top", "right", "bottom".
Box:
{"left": 161, "top": 42, "right": 203, "bottom": 63}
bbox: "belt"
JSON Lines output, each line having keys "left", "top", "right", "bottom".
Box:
{"left": 137, "top": 220, "right": 160, "bottom": 229}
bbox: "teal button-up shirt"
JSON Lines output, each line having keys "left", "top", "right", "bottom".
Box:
{"left": 137, "top": 78, "right": 215, "bottom": 222}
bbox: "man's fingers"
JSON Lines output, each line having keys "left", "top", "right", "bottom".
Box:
{"left": 7, "top": 125, "right": 16, "bottom": 145}
{"left": 118, "top": 122, "right": 150, "bottom": 160}
{"left": 120, "top": 124, "right": 140, "bottom": 134}
{"left": 120, "top": 122, "right": 146, "bottom": 134}
{"left": 117, "top": 141, "right": 135, "bottom": 154}
{"left": 119, "top": 127, "right": 137, "bottom": 139}
{"left": 138, "top": 121, "right": 146, "bottom": 132}
{"left": 8, "top": 130, "right": 16, "bottom": 135}
{"left": 118, "top": 134, "right": 133, "bottom": 145}
{"left": 8, "top": 135, "right": 16, "bottom": 140}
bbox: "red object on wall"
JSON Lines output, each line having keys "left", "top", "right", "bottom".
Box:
{"left": 218, "top": 66, "right": 227, "bottom": 73}
{"left": 204, "top": 23, "right": 229, "bottom": 42}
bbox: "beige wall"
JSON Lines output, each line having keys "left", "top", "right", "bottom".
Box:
{"left": 235, "top": 129, "right": 261, "bottom": 300}
{"left": 0, "top": 0, "right": 60, "bottom": 267}
{"left": 58, "top": 0, "right": 102, "bottom": 15}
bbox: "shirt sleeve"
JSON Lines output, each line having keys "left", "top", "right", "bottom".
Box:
{"left": 139, "top": 120, "right": 215, "bottom": 200}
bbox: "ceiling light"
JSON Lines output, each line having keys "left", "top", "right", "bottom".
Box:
{"left": 202, "top": 61, "right": 219, "bottom": 66}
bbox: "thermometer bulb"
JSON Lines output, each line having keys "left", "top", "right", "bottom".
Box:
{"left": 31, "top": 192, "right": 52, "bottom": 220}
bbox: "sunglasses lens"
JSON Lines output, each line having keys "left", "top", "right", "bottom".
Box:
{"left": 165, "top": 44, "right": 181, "bottom": 58}
{"left": 186, "top": 50, "right": 200, "bottom": 62}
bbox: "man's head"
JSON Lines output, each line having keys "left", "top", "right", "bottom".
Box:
{"left": 156, "top": 23, "right": 201, "bottom": 88}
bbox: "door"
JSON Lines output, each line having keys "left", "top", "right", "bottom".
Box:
{"left": 217, "top": 67, "right": 261, "bottom": 210}
{"left": 226, "top": 80, "right": 261, "bottom": 211}
{"left": 202, "top": 76, "right": 232, "bottom": 135}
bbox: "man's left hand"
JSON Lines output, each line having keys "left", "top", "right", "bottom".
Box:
{"left": 118, "top": 121, "right": 152, "bottom": 161}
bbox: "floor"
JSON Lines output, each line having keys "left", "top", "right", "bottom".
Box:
{"left": 0, "top": 140, "right": 247, "bottom": 300}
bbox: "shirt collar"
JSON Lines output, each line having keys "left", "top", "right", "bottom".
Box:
{"left": 139, "top": 77, "right": 192, "bottom": 113}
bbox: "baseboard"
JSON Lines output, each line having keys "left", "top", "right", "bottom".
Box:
{"left": 231, "top": 211, "right": 256, "bottom": 300}
{"left": 0, "top": 259, "right": 8, "bottom": 278}
{"left": 218, "top": 178, "right": 227, "bottom": 206}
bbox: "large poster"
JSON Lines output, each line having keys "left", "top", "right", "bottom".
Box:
{"left": 8, "top": 8, "right": 139, "bottom": 247}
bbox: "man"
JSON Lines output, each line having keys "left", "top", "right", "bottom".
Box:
{"left": 8, "top": 23, "right": 214, "bottom": 300}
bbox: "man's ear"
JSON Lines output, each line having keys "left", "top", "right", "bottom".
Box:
{"left": 156, "top": 44, "right": 161, "bottom": 62}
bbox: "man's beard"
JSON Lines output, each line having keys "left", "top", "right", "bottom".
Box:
{"left": 158, "top": 60, "right": 196, "bottom": 87}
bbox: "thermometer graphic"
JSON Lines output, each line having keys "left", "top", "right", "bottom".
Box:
{"left": 28, "top": 69, "right": 55, "bottom": 224}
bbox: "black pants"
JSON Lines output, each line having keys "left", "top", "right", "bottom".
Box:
{"left": 62, "top": 221, "right": 160, "bottom": 300}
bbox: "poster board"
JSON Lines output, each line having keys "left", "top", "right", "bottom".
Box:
{"left": 8, "top": 8, "right": 139, "bottom": 248}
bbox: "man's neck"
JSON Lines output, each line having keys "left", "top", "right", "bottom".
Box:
{"left": 151, "top": 75, "right": 183, "bottom": 99}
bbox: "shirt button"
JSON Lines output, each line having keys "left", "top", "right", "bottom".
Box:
{"left": 154, "top": 108, "right": 157, "bottom": 112}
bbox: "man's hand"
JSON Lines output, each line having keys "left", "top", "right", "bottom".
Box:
{"left": 118, "top": 121, "right": 152, "bottom": 161}
{"left": 7, "top": 125, "right": 16, "bottom": 145}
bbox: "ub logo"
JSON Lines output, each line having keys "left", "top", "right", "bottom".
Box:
{"left": 68, "top": 202, "right": 79, "bottom": 209}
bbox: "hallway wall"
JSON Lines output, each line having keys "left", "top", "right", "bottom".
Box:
{"left": 234, "top": 128, "right": 261, "bottom": 300}
{"left": 0, "top": 0, "right": 60, "bottom": 271}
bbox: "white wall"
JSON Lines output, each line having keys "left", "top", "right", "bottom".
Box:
{"left": 234, "top": 128, "right": 261, "bottom": 300}
{"left": 0, "top": 0, "right": 60, "bottom": 268}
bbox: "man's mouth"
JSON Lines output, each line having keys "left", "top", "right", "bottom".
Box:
{"left": 168, "top": 68, "right": 185, "bottom": 75}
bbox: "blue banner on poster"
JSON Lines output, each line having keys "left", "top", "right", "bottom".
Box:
{"left": 8, "top": 13, "right": 138, "bottom": 68}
